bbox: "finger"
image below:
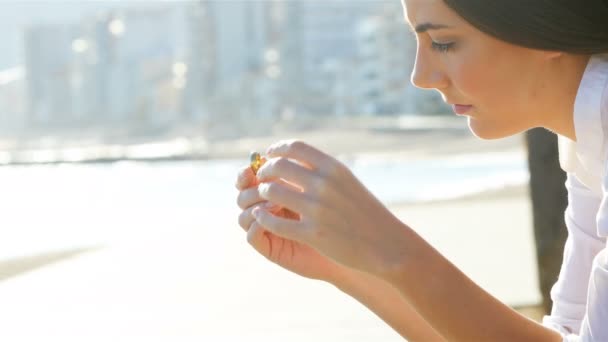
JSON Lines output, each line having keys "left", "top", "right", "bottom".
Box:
{"left": 235, "top": 165, "right": 258, "bottom": 191}
{"left": 238, "top": 202, "right": 274, "bottom": 232}
{"left": 258, "top": 181, "right": 316, "bottom": 217}
{"left": 239, "top": 206, "right": 257, "bottom": 232}
{"left": 252, "top": 207, "right": 305, "bottom": 242}
{"left": 236, "top": 176, "right": 302, "bottom": 211}
{"left": 236, "top": 186, "right": 265, "bottom": 210}
{"left": 239, "top": 203, "right": 299, "bottom": 233}
{"left": 265, "top": 140, "right": 331, "bottom": 171}
{"left": 256, "top": 157, "right": 320, "bottom": 192}
{"left": 247, "top": 221, "right": 270, "bottom": 256}
{"left": 275, "top": 177, "right": 304, "bottom": 193}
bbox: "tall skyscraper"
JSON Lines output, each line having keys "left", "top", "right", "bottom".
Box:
{"left": 0, "top": 67, "right": 26, "bottom": 132}
{"left": 356, "top": 2, "right": 416, "bottom": 115}
{"left": 279, "top": 0, "right": 384, "bottom": 115}
{"left": 205, "top": 1, "right": 272, "bottom": 92}
{"left": 92, "top": 8, "right": 178, "bottom": 124}
{"left": 181, "top": 2, "right": 215, "bottom": 122}
{"left": 24, "top": 25, "right": 74, "bottom": 126}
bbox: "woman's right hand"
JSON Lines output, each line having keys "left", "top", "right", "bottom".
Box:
{"left": 236, "top": 162, "right": 448, "bottom": 342}
{"left": 236, "top": 164, "right": 347, "bottom": 283}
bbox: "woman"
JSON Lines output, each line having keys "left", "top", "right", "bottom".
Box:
{"left": 235, "top": 0, "right": 608, "bottom": 340}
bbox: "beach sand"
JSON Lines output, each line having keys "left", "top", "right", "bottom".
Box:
{"left": 390, "top": 185, "right": 546, "bottom": 323}
{"left": 0, "top": 187, "right": 545, "bottom": 341}
{"left": 0, "top": 125, "right": 546, "bottom": 340}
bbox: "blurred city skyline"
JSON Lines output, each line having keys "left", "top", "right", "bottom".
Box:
{"left": 0, "top": 1, "right": 448, "bottom": 155}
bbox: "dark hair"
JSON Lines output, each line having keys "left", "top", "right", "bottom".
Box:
{"left": 442, "top": 0, "right": 608, "bottom": 54}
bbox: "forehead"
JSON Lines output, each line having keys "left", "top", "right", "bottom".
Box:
{"left": 401, "top": 0, "right": 456, "bottom": 26}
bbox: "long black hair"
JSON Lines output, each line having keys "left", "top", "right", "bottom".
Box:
{"left": 442, "top": 0, "right": 608, "bottom": 54}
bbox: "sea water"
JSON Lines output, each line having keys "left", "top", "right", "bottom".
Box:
{"left": 0, "top": 150, "right": 528, "bottom": 259}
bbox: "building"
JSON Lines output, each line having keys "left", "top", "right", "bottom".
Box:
{"left": 24, "top": 24, "right": 75, "bottom": 127}
{"left": 23, "top": 4, "right": 193, "bottom": 134}
{"left": 201, "top": 1, "right": 280, "bottom": 137}
{"left": 356, "top": 2, "right": 416, "bottom": 115}
{"left": 279, "top": 0, "right": 384, "bottom": 116}
{"left": 180, "top": 2, "right": 215, "bottom": 122}
{"left": 0, "top": 67, "right": 26, "bottom": 133}
{"left": 91, "top": 7, "right": 180, "bottom": 126}
{"left": 205, "top": 1, "right": 272, "bottom": 92}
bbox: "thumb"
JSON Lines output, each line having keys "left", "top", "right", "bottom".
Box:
{"left": 236, "top": 165, "right": 260, "bottom": 191}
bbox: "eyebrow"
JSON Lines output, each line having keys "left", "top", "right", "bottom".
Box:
{"left": 415, "top": 23, "right": 451, "bottom": 33}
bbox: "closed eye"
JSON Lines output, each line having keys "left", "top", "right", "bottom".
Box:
{"left": 431, "top": 41, "right": 455, "bottom": 53}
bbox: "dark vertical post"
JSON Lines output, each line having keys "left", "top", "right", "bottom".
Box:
{"left": 526, "top": 128, "right": 569, "bottom": 313}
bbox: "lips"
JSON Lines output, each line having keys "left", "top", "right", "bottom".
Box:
{"left": 452, "top": 104, "right": 473, "bottom": 115}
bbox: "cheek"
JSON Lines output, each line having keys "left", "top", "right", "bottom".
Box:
{"left": 449, "top": 57, "right": 503, "bottom": 107}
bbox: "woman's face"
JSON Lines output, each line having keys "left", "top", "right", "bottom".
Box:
{"left": 401, "top": 0, "right": 554, "bottom": 139}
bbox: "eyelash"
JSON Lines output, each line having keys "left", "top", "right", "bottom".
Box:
{"left": 431, "top": 41, "right": 455, "bottom": 53}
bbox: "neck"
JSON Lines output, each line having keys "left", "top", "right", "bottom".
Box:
{"left": 538, "top": 54, "right": 591, "bottom": 142}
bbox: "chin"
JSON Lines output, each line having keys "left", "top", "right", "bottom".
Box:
{"left": 467, "top": 117, "right": 523, "bottom": 140}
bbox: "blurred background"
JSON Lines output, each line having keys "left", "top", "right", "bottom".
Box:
{"left": 0, "top": 1, "right": 566, "bottom": 341}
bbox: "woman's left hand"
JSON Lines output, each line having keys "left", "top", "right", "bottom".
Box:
{"left": 253, "top": 140, "right": 412, "bottom": 279}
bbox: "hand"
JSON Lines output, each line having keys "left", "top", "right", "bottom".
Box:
{"left": 235, "top": 163, "right": 347, "bottom": 283}
{"left": 252, "top": 140, "right": 410, "bottom": 278}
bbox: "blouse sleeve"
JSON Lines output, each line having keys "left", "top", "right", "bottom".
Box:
{"left": 576, "top": 247, "right": 608, "bottom": 341}
{"left": 542, "top": 173, "right": 606, "bottom": 339}
{"left": 573, "top": 160, "right": 608, "bottom": 340}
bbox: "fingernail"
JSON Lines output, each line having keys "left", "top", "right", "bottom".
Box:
{"left": 257, "top": 164, "right": 267, "bottom": 178}
{"left": 236, "top": 175, "right": 249, "bottom": 189}
{"left": 258, "top": 183, "right": 270, "bottom": 198}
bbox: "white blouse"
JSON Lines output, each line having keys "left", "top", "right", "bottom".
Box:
{"left": 543, "top": 54, "right": 608, "bottom": 341}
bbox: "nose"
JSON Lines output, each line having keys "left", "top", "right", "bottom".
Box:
{"left": 410, "top": 48, "right": 449, "bottom": 90}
